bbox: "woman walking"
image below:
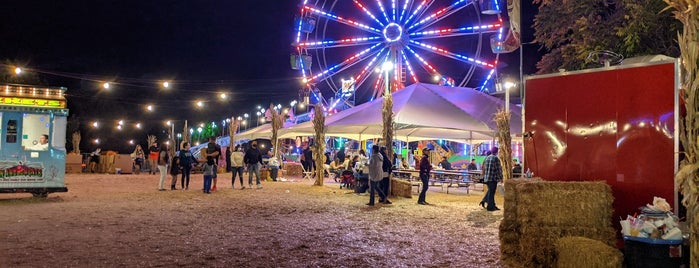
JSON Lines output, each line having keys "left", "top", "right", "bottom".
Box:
{"left": 230, "top": 145, "right": 245, "bottom": 189}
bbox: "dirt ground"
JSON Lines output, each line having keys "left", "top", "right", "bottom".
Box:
{"left": 0, "top": 172, "right": 504, "bottom": 267}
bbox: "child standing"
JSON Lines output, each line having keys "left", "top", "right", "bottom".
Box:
{"left": 170, "top": 156, "right": 181, "bottom": 190}
{"left": 202, "top": 156, "right": 216, "bottom": 194}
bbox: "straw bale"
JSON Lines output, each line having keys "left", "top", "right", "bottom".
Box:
{"left": 517, "top": 226, "right": 616, "bottom": 267}
{"left": 555, "top": 236, "right": 622, "bottom": 268}
{"left": 390, "top": 178, "right": 413, "bottom": 198}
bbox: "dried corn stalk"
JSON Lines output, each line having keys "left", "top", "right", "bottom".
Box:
{"left": 494, "top": 110, "right": 512, "bottom": 181}
{"left": 270, "top": 103, "right": 284, "bottom": 158}
{"left": 382, "top": 93, "right": 394, "bottom": 164}
{"left": 182, "top": 120, "right": 190, "bottom": 147}
{"left": 663, "top": 1, "right": 699, "bottom": 266}
{"left": 71, "top": 131, "right": 81, "bottom": 154}
{"left": 229, "top": 116, "right": 239, "bottom": 148}
{"left": 147, "top": 135, "right": 157, "bottom": 149}
{"left": 312, "top": 104, "right": 326, "bottom": 186}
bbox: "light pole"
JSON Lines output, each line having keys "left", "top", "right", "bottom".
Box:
{"left": 381, "top": 61, "right": 394, "bottom": 95}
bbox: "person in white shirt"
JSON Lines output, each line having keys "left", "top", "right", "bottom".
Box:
{"left": 29, "top": 134, "right": 49, "bottom": 151}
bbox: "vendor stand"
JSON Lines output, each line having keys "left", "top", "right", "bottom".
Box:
{"left": 0, "top": 84, "right": 69, "bottom": 197}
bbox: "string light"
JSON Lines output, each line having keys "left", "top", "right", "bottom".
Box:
{"left": 14, "top": 67, "right": 22, "bottom": 75}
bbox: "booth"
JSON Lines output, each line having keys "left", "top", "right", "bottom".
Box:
{"left": 0, "top": 84, "right": 69, "bottom": 197}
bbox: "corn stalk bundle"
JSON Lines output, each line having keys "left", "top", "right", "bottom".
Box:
{"left": 270, "top": 103, "right": 284, "bottom": 158}
{"left": 494, "top": 110, "right": 513, "bottom": 180}
{"left": 71, "top": 131, "right": 81, "bottom": 154}
{"left": 229, "top": 116, "right": 239, "bottom": 147}
{"left": 663, "top": 1, "right": 699, "bottom": 266}
{"left": 182, "top": 120, "right": 190, "bottom": 147}
{"left": 382, "top": 93, "right": 394, "bottom": 164}
{"left": 147, "top": 135, "right": 157, "bottom": 149}
{"left": 312, "top": 104, "right": 326, "bottom": 186}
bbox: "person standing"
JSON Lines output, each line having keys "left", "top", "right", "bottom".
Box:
{"left": 170, "top": 156, "right": 181, "bottom": 190}
{"left": 302, "top": 143, "right": 314, "bottom": 173}
{"left": 418, "top": 148, "right": 432, "bottom": 205}
{"left": 179, "top": 142, "right": 196, "bottom": 190}
{"left": 157, "top": 144, "right": 169, "bottom": 191}
{"left": 439, "top": 156, "right": 452, "bottom": 170}
{"left": 336, "top": 146, "right": 346, "bottom": 163}
{"left": 367, "top": 145, "right": 384, "bottom": 206}
{"left": 89, "top": 148, "right": 102, "bottom": 173}
{"left": 244, "top": 141, "right": 263, "bottom": 189}
{"left": 148, "top": 143, "right": 159, "bottom": 175}
{"left": 379, "top": 146, "right": 392, "bottom": 204}
{"left": 230, "top": 145, "right": 245, "bottom": 189}
{"left": 206, "top": 137, "right": 221, "bottom": 191}
{"left": 202, "top": 156, "right": 216, "bottom": 194}
{"left": 131, "top": 145, "right": 144, "bottom": 174}
{"left": 480, "top": 147, "right": 503, "bottom": 211}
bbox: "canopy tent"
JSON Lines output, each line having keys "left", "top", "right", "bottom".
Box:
{"left": 278, "top": 83, "right": 522, "bottom": 142}
{"left": 234, "top": 122, "right": 295, "bottom": 141}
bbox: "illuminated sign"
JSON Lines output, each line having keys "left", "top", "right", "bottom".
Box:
{"left": 0, "top": 97, "right": 66, "bottom": 108}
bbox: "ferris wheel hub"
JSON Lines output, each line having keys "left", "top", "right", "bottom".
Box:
{"left": 383, "top": 22, "right": 403, "bottom": 43}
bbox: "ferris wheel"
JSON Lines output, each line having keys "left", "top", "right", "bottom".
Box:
{"left": 292, "top": 0, "right": 505, "bottom": 110}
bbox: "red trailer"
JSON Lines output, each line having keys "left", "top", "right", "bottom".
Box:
{"left": 523, "top": 59, "right": 679, "bottom": 227}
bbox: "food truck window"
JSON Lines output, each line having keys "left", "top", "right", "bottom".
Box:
{"left": 21, "top": 114, "right": 51, "bottom": 151}
{"left": 52, "top": 116, "right": 67, "bottom": 151}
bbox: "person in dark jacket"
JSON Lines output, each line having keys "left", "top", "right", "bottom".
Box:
{"left": 243, "top": 141, "right": 264, "bottom": 189}
{"left": 178, "top": 142, "right": 197, "bottom": 190}
{"left": 418, "top": 148, "right": 432, "bottom": 205}
{"left": 379, "top": 146, "right": 393, "bottom": 204}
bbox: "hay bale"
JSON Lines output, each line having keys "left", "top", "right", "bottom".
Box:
{"left": 555, "top": 236, "right": 622, "bottom": 268}
{"left": 390, "top": 178, "right": 412, "bottom": 198}
{"left": 499, "top": 179, "right": 616, "bottom": 267}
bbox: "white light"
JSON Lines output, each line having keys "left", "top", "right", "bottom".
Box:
{"left": 117, "top": 125, "right": 122, "bottom": 130}
{"left": 256, "top": 112, "right": 261, "bottom": 116}
{"left": 225, "top": 118, "right": 230, "bottom": 123}
{"left": 118, "top": 120, "right": 124, "bottom": 125}
{"left": 129, "top": 140, "right": 134, "bottom": 144}
{"left": 382, "top": 61, "right": 394, "bottom": 71}
{"left": 237, "top": 116, "right": 242, "bottom": 120}
{"left": 196, "top": 101, "right": 204, "bottom": 107}
{"left": 94, "top": 139, "right": 100, "bottom": 144}
{"left": 503, "top": 81, "right": 516, "bottom": 90}
{"left": 166, "top": 120, "right": 172, "bottom": 126}
{"left": 197, "top": 127, "right": 202, "bottom": 133}
{"left": 92, "top": 121, "right": 99, "bottom": 128}
{"left": 136, "top": 123, "right": 142, "bottom": 129}
{"left": 14, "top": 67, "right": 22, "bottom": 75}
{"left": 220, "top": 93, "right": 227, "bottom": 99}
{"left": 290, "top": 100, "right": 297, "bottom": 106}
{"left": 103, "top": 82, "right": 110, "bottom": 89}
{"left": 147, "top": 105, "right": 153, "bottom": 111}
{"left": 276, "top": 104, "right": 282, "bottom": 109}
{"left": 189, "top": 128, "right": 193, "bottom": 134}
{"left": 199, "top": 123, "right": 205, "bottom": 127}
{"left": 260, "top": 118, "right": 265, "bottom": 123}
{"left": 260, "top": 144, "right": 265, "bottom": 148}
{"left": 433, "top": 75, "right": 441, "bottom": 82}
{"left": 242, "top": 121, "right": 247, "bottom": 125}
{"left": 163, "top": 81, "right": 170, "bottom": 88}
{"left": 165, "top": 141, "right": 170, "bottom": 145}
{"left": 299, "top": 103, "right": 306, "bottom": 109}
{"left": 244, "top": 113, "right": 249, "bottom": 118}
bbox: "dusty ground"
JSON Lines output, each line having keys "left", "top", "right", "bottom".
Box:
{"left": 0, "top": 172, "right": 504, "bottom": 267}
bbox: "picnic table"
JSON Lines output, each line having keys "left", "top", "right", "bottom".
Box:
{"left": 392, "top": 169, "right": 483, "bottom": 194}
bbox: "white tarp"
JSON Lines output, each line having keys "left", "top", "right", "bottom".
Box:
{"left": 278, "top": 83, "right": 522, "bottom": 142}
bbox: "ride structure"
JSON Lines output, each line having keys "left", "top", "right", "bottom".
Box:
{"left": 293, "top": 0, "right": 505, "bottom": 112}
{"left": 0, "top": 84, "right": 69, "bottom": 197}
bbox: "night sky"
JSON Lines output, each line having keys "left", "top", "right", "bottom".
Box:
{"left": 0, "top": 1, "right": 538, "bottom": 152}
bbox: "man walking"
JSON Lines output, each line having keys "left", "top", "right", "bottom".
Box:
{"left": 480, "top": 147, "right": 503, "bottom": 211}
{"left": 244, "top": 141, "right": 263, "bottom": 189}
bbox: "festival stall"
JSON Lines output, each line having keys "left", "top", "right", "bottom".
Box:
{"left": 0, "top": 84, "right": 69, "bottom": 197}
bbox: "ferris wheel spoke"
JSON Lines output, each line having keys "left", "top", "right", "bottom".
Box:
{"left": 353, "top": 48, "right": 388, "bottom": 85}
{"left": 297, "top": 36, "right": 383, "bottom": 49}
{"left": 374, "top": 0, "right": 391, "bottom": 24}
{"left": 353, "top": 0, "right": 386, "bottom": 27}
{"left": 409, "top": 22, "right": 501, "bottom": 40}
{"left": 404, "top": 46, "right": 450, "bottom": 84}
{"left": 306, "top": 44, "right": 384, "bottom": 84}
{"left": 391, "top": 0, "right": 397, "bottom": 21}
{"left": 400, "top": 49, "right": 419, "bottom": 83}
{"left": 407, "top": 0, "right": 470, "bottom": 31}
{"left": 409, "top": 40, "right": 495, "bottom": 68}
{"left": 403, "top": 0, "right": 434, "bottom": 25}
{"left": 303, "top": 5, "right": 382, "bottom": 34}
{"left": 398, "top": 0, "right": 412, "bottom": 23}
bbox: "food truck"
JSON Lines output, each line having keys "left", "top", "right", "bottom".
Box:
{"left": 0, "top": 84, "right": 68, "bottom": 197}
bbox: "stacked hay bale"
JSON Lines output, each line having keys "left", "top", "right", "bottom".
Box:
{"left": 390, "top": 178, "right": 413, "bottom": 198}
{"left": 555, "top": 236, "right": 623, "bottom": 268}
{"left": 499, "top": 178, "right": 616, "bottom": 267}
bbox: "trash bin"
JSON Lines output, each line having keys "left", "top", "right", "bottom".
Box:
{"left": 623, "top": 236, "right": 686, "bottom": 268}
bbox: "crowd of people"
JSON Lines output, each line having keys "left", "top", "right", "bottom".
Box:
{"left": 98, "top": 138, "right": 512, "bottom": 210}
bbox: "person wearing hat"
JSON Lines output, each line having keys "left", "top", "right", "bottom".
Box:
{"left": 480, "top": 147, "right": 502, "bottom": 211}
{"left": 417, "top": 148, "right": 432, "bottom": 205}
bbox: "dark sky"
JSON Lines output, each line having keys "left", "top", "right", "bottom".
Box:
{"left": 0, "top": 1, "right": 539, "bottom": 151}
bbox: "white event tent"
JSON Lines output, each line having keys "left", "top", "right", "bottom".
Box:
{"left": 278, "top": 83, "right": 522, "bottom": 142}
